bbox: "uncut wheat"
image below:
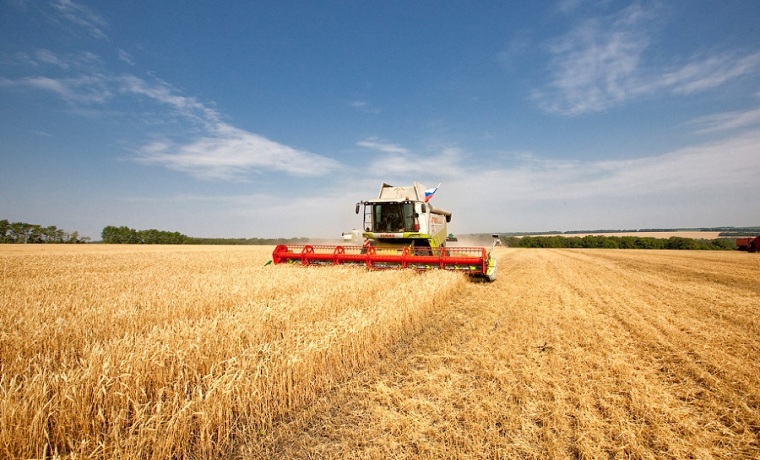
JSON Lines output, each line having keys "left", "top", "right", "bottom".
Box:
{"left": 0, "top": 245, "right": 464, "bottom": 459}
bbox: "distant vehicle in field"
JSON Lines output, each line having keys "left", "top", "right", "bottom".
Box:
{"left": 736, "top": 236, "right": 759, "bottom": 252}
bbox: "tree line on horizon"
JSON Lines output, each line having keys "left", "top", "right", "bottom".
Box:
{"left": 100, "top": 225, "right": 312, "bottom": 245}
{"left": 502, "top": 235, "right": 737, "bottom": 250}
{"left": 497, "top": 226, "right": 760, "bottom": 237}
{"left": 0, "top": 219, "right": 88, "bottom": 244}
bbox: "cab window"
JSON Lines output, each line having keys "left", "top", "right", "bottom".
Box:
{"left": 373, "top": 203, "right": 405, "bottom": 232}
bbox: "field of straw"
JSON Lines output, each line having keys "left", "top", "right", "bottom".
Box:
{"left": 1, "top": 245, "right": 759, "bottom": 459}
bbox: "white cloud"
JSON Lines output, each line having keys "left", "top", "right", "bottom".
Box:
{"left": 116, "top": 75, "right": 221, "bottom": 127}
{"left": 533, "top": 3, "right": 653, "bottom": 115}
{"left": 348, "top": 99, "right": 380, "bottom": 113}
{"left": 0, "top": 75, "right": 112, "bottom": 104}
{"left": 496, "top": 36, "right": 531, "bottom": 68}
{"left": 138, "top": 123, "right": 342, "bottom": 181}
{"left": 350, "top": 127, "right": 760, "bottom": 231}
{"left": 2, "top": 60, "right": 341, "bottom": 181}
{"left": 117, "top": 49, "right": 135, "bottom": 66}
{"left": 533, "top": 4, "right": 760, "bottom": 115}
{"left": 690, "top": 106, "right": 760, "bottom": 134}
{"left": 119, "top": 77, "right": 342, "bottom": 180}
{"left": 355, "top": 139, "right": 468, "bottom": 182}
{"left": 356, "top": 138, "right": 410, "bottom": 154}
{"left": 662, "top": 52, "right": 760, "bottom": 95}
{"left": 581, "top": 134, "right": 758, "bottom": 198}
{"left": 52, "top": 0, "right": 109, "bottom": 40}
{"left": 35, "top": 49, "right": 69, "bottom": 68}
{"left": 554, "top": 0, "right": 585, "bottom": 14}
{"left": 11, "top": 49, "right": 102, "bottom": 71}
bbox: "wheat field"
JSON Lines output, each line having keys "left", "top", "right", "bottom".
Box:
{"left": 1, "top": 245, "right": 759, "bottom": 459}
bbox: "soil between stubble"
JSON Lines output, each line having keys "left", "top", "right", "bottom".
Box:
{"left": 241, "top": 248, "right": 760, "bottom": 459}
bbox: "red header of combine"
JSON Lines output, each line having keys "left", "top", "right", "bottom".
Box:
{"left": 272, "top": 244, "right": 489, "bottom": 275}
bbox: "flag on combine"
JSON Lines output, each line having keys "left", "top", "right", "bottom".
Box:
{"left": 424, "top": 183, "right": 441, "bottom": 202}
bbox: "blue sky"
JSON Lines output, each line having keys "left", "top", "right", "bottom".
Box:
{"left": 1, "top": 0, "right": 759, "bottom": 239}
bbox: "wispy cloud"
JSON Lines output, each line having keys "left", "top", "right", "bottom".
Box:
{"left": 434, "top": 128, "right": 760, "bottom": 230}
{"left": 554, "top": 0, "right": 585, "bottom": 14}
{"left": 661, "top": 52, "right": 760, "bottom": 95}
{"left": 0, "top": 74, "right": 112, "bottom": 104}
{"left": 118, "top": 76, "right": 342, "bottom": 179}
{"left": 52, "top": 0, "right": 109, "bottom": 40}
{"left": 116, "top": 75, "right": 222, "bottom": 128}
{"left": 358, "top": 127, "right": 759, "bottom": 209}
{"left": 348, "top": 99, "right": 380, "bottom": 114}
{"left": 496, "top": 35, "right": 531, "bottom": 69}
{"left": 138, "top": 123, "right": 342, "bottom": 181}
{"left": 557, "top": 133, "right": 758, "bottom": 199}
{"left": 689, "top": 106, "right": 760, "bottom": 134}
{"left": 117, "top": 49, "right": 135, "bottom": 66}
{"left": 368, "top": 147, "right": 466, "bottom": 181}
{"left": 533, "top": 3, "right": 760, "bottom": 115}
{"left": 357, "top": 138, "right": 410, "bottom": 154}
{"left": 533, "top": 3, "right": 655, "bottom": 115}
{"left": 35, "top": 49, "right": 70, "bottom": 68}
{"left": 16, "top": 49, "right": 102, "bottom": 71}
{"left": 2, "top": 48, "right": 341, "bottom": 180}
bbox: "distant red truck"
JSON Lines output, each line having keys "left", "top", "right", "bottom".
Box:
{"left": 736, "top": 237, "right": 759, "bottom": 252}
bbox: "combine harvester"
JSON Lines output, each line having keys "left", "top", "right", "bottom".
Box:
{"left": 272, "top": 182, "right": 499, "bottom": 281}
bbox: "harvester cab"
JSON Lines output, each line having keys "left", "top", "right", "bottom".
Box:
{"left": 356, "top": 182, "right": 451, "bottom": 252}
{"left": 272, "top": 182, "right": 498, "bottom": 281}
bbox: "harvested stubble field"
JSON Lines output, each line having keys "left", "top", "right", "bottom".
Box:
{"left": 1, "top": 246, "right": 759, "bottom": 459}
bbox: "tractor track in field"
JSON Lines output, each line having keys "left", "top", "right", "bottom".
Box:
{"left": 242, "top": 249, "right": 760, "bottom": 459}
